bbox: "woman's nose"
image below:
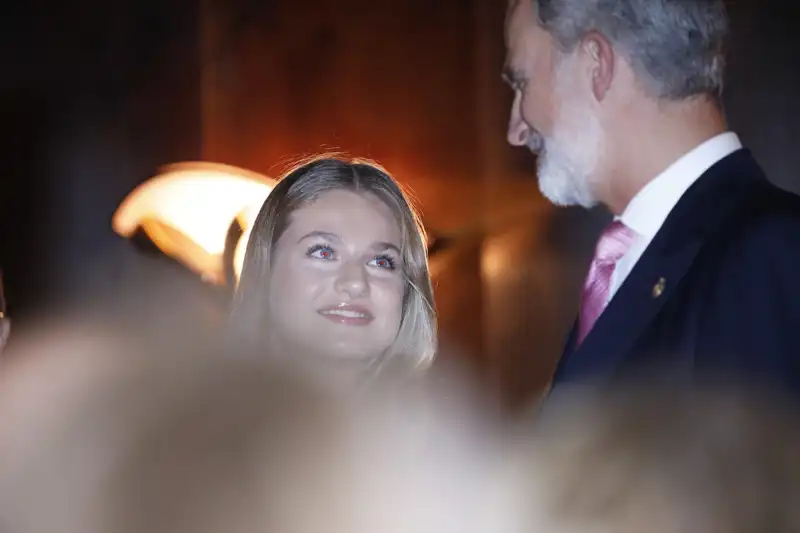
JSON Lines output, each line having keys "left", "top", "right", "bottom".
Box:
{"left": 333, "top": 261, "right": 369, "bottom": 299}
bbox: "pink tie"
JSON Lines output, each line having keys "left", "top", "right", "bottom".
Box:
{"left": 577, "top": 220, "right": 636, "bottom": 345}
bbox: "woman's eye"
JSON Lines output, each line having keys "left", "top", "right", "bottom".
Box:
{"left": 307, "top": 245, "right": 335, "bottom": 260}
{"left": 369, "top": 255, "right": 397, "bottom": 270}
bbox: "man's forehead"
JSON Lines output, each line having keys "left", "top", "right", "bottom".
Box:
{"left": 508, "top": 9, "right": 558, "bottom": 67}
{"left": 504, "top": 0, "right": 522, "bottom": 44}
{"left": 504, "top": 0, "right": 539, "bottom": 51}
{"left": 507, "top": 0, "right": 524, "bottom": 15}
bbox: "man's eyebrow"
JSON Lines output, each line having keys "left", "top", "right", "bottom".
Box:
{"left": 502, "top": 64, "right": 521, "bottom": 85}
{"left": 296, "top": 231, "right": 341, "bottom": 243}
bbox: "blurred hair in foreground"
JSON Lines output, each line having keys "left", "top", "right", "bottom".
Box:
{"left": 2, "top": 288, "right": 799, "bottom": 533}
{"left": 0, "top": 312, "right": 511, "bottom": 533}
{"left": 511, "top": 380, "right": 800, "bottom": 533}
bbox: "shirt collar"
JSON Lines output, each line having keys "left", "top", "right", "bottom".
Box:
{"left": 619, "top": 132, "right": 743, "bottom": 239}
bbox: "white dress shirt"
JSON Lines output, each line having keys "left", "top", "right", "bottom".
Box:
{"left": 607, "top": 132, "right": 743, "bottom": 302}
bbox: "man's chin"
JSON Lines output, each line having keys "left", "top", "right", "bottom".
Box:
{"left": 537, "top": 168, "right": 597, "bottom": 208}
{"left": 541, "top": 190, "right": 598, "bottom": 209}
{"left": 538, "top": 177, "right": 579, "bottom": 207}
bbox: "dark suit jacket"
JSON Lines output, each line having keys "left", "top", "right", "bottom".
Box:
{"left": 552, "top": 149, "right": 800, "bottom": 394}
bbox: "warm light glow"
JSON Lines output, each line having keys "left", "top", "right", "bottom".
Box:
{"left": 112, "top": 162, "right": 275, "bottom": 286}
{"left": 481, "top": 236, "right": 511, "bottom": 281}
{"left": 231, "top": 201, "right": 264, "bottom": 284}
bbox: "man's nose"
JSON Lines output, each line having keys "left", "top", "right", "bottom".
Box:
{"left": 508, "top": 119, "right": 530, "bottom": 146}
{"left": 507, "top": 94, "right": 530, "bottom": 146}
{"left": 333, "top": 260, "right": 369, "bottom": 299}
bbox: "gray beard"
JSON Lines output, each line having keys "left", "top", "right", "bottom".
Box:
{"left": 531, "top": 110, "right": 601, "bottom": 208}
{"left": 535, "top": 144, "right": 597, "bottom": 208}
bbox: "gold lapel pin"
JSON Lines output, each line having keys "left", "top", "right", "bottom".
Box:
{"left": 652, "top": 277, "right": 666, "bottom": 298}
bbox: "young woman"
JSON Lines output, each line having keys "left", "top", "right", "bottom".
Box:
{"left": 231, "top": 156, "right": 436, "bottom": 379}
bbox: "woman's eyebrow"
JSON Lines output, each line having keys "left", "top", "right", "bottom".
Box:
{"left": 296, "top": 231, "right": 340, "bottom": 243}
{"left": 371, "top": 241, "right": 401, "bottom": 254}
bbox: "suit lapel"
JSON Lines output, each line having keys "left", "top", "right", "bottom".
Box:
{"left": 557, "top": 149, "right": 765, "bottom": 381}
{"left": 574, "top": 233, "right": 703, "bottom": 378}
{"left": 551, "top": 320, "right": 578, "bottom": 382}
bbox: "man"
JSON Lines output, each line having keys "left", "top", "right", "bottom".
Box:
{"left": 503, "top": 0, "right": 800, "bottom": 392}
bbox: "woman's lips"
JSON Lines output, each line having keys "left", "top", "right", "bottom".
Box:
{"left": 317, "top": 304, "right": 374, "bottom": 325}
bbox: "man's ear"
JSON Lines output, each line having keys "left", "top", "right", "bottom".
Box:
{"left": 582, "top": 31, "right": 615, "bottom": 101}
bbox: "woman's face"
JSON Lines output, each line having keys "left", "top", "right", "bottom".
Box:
{"left": 268, "top": 190, "right": 406, "bottom": 362}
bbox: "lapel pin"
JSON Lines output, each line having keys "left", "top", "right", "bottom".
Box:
{"left": 652, "top": 277, "right": 666, "bottom": 298}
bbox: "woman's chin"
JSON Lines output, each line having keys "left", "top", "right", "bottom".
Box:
{"left": 285, "top": 345, "right": 380, "bottom": 370}
{"left": 306, "top": 340, "right": 385, "bottom": 363}
{"left": 264, "top": 336, "right": 391, "bottom": 384}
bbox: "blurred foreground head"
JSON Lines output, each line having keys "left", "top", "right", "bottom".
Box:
{"left": 514, "top": 382, "right": 800, "bottom": 533}
{"left": 0, "top": 320, "right": 509, "bottom": 533}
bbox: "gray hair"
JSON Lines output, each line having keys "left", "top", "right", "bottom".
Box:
{"left": 532, "top": 0, "right": 729, "bottom": 99}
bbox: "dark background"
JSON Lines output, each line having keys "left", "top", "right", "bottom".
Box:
{"left": 2, "top": 0, "right": 798, "bottom": 405}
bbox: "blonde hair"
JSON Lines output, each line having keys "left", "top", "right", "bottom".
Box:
{"left": 231, "top": 155, "right": 436, "bottom": 368}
